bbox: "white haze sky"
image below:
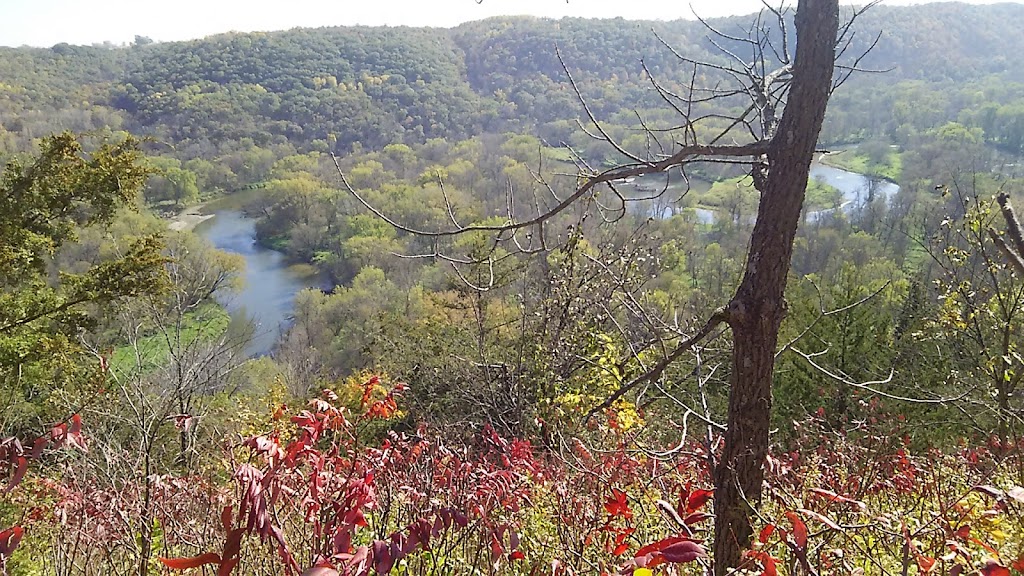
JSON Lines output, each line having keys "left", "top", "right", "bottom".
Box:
{"left": 0, "top": 0, "right": 1016, "bottom": 47}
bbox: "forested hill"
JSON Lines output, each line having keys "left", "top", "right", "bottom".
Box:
{"left": 1, "top": 2, "right": 1023, "bottom": 158}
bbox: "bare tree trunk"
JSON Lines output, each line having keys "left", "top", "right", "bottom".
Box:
{"left": 713, "top": 0, "right": 838, "bottom": 573}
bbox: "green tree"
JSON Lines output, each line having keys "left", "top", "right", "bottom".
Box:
{"left": 0, "top": 132, "right": 166, "bottom": 433}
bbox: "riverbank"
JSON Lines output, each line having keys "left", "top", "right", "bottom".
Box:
{"left": 167, "top": 202, "right": 215, "bottom": 231}
{"left": 818, "top": 148, "right": 902, "bottom": 183}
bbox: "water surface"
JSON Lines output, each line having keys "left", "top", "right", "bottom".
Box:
{"left": 626, "top": 162, "right": 900, "bottom": 224}
{"left": 196, "top": 211, "right": 320, "bottom": 357}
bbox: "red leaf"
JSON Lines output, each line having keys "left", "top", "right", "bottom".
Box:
{"left": 917, "top": 555, "right": 936, "bottom": 573}
{"left": 612, "top": 543, "right": 629, "bottom": 556}
{"left": 758, "top": 524, "right": 776, "bottom": 544}
{"left": 4, "top": 457, "right": 26, "bottom": 494}
{"left": 785, "top": 511, "right": 807, "bottom": 549}
{"left": 683, "top": 512, "right": 712, "bottom": 525}
{"left": 372, "top": 540, "right": 394, "bottom": 575}
{"left": 0, "top": 525, "right": 24, "bottom": 556}
{"left": 659, "top": 540, "right": 707, "bottom": 563}
{"left": 29, "top": 436, "right": 47, "bottom": 459}
{"left": 635, "top": 535, "right": 700, "bottom": 559}
{"left": 604, "top": 488, "right": 631, "bottom": 518}
{"left": 221, "top": 506, "right": 233, "bottom": 533}
{"left": 490, "top": 532, "right": 504, "bottom": 562}
{"left": 1010, "top": 552, "right": 1024, "bottom": 573}
{"left": 159, "top": 553, "right": 221, "bottom": 570}
{"left": 809, "top": 488, "right": 867, "bottom": 511}
{"left": 170, "top": 414, "right": 194, "bottom": 431}
{"left": 980, "top": 560, "right": 1011, "bottom": 576}
{"left": 50, "top": 423, "right": 67, "bottom": 442}
{"left": 510, "top": 550, "right": 526, "bottom": 561}
{"left": 68, "top": 414, "right": 87, "bottom": 451}
{"left": 953, "top": 524, "right": 970, "bottom": 539}
{"left": 745, "top": 550, "right": 777, "bottom": 576}
{"left": 222, "top": 529, "right": 243, "bottom": 563}
{"left": 686, "top": 489, "right": 714, "bottom": 514}
{"left": 795, "top": 508, "right": 842, "bottom": 531}
{"left": 301, "top": 567, "right": 339, "bottom": 576}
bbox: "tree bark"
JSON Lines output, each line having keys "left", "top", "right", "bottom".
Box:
{"left": 712, "top": 0, "right": 839, "bottom": 573}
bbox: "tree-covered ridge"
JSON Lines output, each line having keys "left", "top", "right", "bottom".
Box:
{"left": 2, "top": 3, "right": 1024, "bottom": 159}
{"left": 113, "top": 26, "right": 498, "bottom": 150}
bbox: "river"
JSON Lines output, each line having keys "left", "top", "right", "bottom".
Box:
{"left": 195, "top": 211, "right": 322, "bottom": 357}
{"left": 807, "top": 162, "right": 900, "bottom": 219}
{"left": 196, "top": 162, "right": 896, "bottom": 357}
{"left": 627, "top": 162, "right": 899, "bottom": 224}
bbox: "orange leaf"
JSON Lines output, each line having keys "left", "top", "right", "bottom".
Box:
{"left": 271, "top": 404, "right": 287, "bottom": 420}
{"left": 785, "top": 511, "right": 808, "bottom": 549}
{"left": 159, "top": 553, "right": 222, "bottom": 570}
{"left": 969, "top": 537, "right": 999, "bottom": 555}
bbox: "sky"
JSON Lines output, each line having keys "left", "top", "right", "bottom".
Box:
{"left": 0, "top": 0, "right": 1017, "bottom": 48}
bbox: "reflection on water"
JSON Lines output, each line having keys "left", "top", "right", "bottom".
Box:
{"left": 196, "top": 211, "right": 320, "bottom": 357}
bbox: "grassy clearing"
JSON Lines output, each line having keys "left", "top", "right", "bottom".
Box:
{"left": 694, "top": 175, "right": 841, "bottom": 212}
{"left": 820, "top": 147, "right": 902, "bottom": 181}
{"left": 110, "top": 304, "right": 232, "bottom": 375}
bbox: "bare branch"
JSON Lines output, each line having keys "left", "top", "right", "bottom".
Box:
{"left": 791, "top": 347, "right": 973, "bottom": 404}
{"left": 585, "top": 307, "right": 730, "bottom": 421}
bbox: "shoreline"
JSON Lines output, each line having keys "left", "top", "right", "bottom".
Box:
{"left": 817, "top": 150, "right": 900, "bottom": 185}
{"left": 167, "top": 202, "right": 215, "bottom": 232}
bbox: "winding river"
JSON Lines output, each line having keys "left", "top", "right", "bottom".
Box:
{"left": 195, "top": 211, "right": 322, "bottom": 357}
{"left": 197, "top": 162, "right": 897, "bottom": 357}
{"left": 808, "top": 162, "right": 900, "bottom": 218}
{"left": 628, "top": 161, "right": 899, "bottom": 224}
